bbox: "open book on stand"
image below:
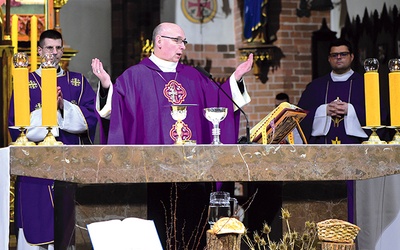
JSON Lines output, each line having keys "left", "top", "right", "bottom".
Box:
{"left": 250, "top": 102, "right": 308, "bottom": 144}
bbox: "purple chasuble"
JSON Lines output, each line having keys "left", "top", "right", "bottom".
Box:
{"left": 8, "top": 71, "right": 97, "bottom": 245}
{"left": 298, "top": 72, "right": 368, "bottom": 144}
{"left": 106, "top": 58, "right": 240, "bottom": 145}
{"left": 103, "top": 58, "right": 241, "bottom": 248}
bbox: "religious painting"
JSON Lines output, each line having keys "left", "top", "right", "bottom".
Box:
{"left": 2, "top": 0, "right": 48, "bottom": 41}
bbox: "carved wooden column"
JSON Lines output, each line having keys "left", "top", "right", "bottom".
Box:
{"left": 53, "top": 0, "right": 68, "bottom": 33}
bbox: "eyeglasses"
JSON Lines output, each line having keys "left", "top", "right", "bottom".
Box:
{"left": 329, "top": 52, "right": 350, "bottom": 58}
{"left": 160, "top": 35, "right": 188, "bottom": 45}
{"left": 41, "top": 46, "right": 63, "bottom": 52}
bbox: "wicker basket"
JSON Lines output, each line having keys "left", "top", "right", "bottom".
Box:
{"left": 317, "top": 219, "right": 360, "bottom": 243}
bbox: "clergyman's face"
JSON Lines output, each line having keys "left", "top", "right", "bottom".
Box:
{"left": 155, "top": 24, "right": 186, "bottom": 63}
{"left": 328, "top": 45, "right": 354, "bottom": 74}
{"left": 38, "top": 38, "right": 64, "bottom": 67}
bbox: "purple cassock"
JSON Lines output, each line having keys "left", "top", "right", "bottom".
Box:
{"left": 103, "top": 57, "right": 241, "bottom": 248}
{"left": 297, "top": 71, "right": 368, "bottom": 144}
{"left": 106, "top": 57, "right": 240, "bottom": 145}
{"left": 8, "top": 71, "right": 97, "bottom": 245}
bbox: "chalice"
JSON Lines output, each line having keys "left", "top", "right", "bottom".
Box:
{"left": 171, "top": 105, "right": 188, "bottom": 145}
{"left": 204, "top": 107, "right": 228, "bottom": 145}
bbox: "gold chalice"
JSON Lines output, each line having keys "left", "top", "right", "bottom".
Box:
{"left": 171, "top": 105, "right": 188, "bottom": 145}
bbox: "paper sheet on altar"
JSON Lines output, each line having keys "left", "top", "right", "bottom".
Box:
{"left": 87, "top": 217, "right": 163, "bottom": 250}
{"left": 0, "top": 147, "right": 10, "bottom": 250}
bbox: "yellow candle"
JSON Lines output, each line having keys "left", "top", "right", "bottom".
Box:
{"left": 12, "top": 14, "right": 18, "bottom": 54}
{"left": 41, "top": 68, "right": 57, "bottom": 127}
{"left": 13, "top": 67, "right": 30, "bottom": 127}
{"left": 30, "top": 16, "right": 38, "bottom": 71}
{"left": 389, "top": 72, "right": 400, "bottom": 126}
{"left": 364, "top": 72, "right": 381, "bottom": 127}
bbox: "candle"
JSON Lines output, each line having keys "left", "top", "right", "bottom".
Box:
{"left": 41, "top": 68, "right": 57, "bottom": 127}
{"left": 13, "top": 67, "right": 30, "bottom": 127}
{"left": 30, "top": 16, "right": 38, "bottom": 71}
{"left": 389, "top": 71, "right": 400, "bottom": 126}
{"left": 12, "top": 14, "right": 18, "bottom": 54}
{"left": 364, "top": 71, "right": 381, "bottom": 127}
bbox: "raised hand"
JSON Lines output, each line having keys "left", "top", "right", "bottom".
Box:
{"left": 234, "top": 53, "right": 254, "bottom": 81}
{"left": 91, "top": 58, "right": 112, "bottom": 89}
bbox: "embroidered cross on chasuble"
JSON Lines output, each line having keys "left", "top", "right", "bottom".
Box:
{"left": 163, "top": 78, "right": 193, "bottom": 142}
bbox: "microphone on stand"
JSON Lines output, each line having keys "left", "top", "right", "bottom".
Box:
{"left": 195, "top": 66, "right": 252, "bottom": 144}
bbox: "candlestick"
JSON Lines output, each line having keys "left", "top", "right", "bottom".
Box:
{"left": 38, "top": 53, "right": 62, "bottom": 145}
{"left": 388, "top": 58, "right": 400, "bottom": 144}
{"left": 363, "top": 58, "right": 381, "bottom": 127}
{"left": 11, "top": 52, "right": 35, "bottom": 146}
{"left": 362, "top": 58, "right": 386, "bottom": 144}
{"left": 12, "top": 52, "right": 30, "bottom": 127}
{"left": 30, "top": 15, "right": 38, "bottom": 71}
{"left": 11, "top": 14, "right": 18, "bottom": 54}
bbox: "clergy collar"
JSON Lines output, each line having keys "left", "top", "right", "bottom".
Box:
{"left": 149, "top": 53, "right": 178, "bottom": 72}
{"left": 330, "top": 69, "right": 354, "bottom": 82}
{"left": 35, "top": 66, "right": 65, "bottom": 77}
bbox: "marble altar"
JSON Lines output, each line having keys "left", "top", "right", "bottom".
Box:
{"left": 5, "top": 144, "right": 400, "bottom": 249}
{"left": 9, "top": 144, "right": 400, "bottom": 183}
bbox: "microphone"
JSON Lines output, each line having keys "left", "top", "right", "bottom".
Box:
{"left": 195, "top": 66, "right": 252, "bottom": 144}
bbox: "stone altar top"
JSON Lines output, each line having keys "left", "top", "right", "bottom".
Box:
{"left": 9, "top": 144, "right": 400, "bottom": 183}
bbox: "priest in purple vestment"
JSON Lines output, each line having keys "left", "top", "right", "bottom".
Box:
{"left": 8, "top": 30, "right": 97, "bottom": 250}
{"left": 297, "top": 39, "right": 389, "bottom": 228}
{"left": 297, "top": 39, "right": 369, "bottom": 144}
{"left": 91, "top": 22, "right": 253, "bottom": 248}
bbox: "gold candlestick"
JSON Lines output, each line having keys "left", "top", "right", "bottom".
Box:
{"left": 11, "top": 127, "right": 36, "bottom": 146}
{"left": 38, "top": 127, "right": 63, "bottom": 146}
{"left": 388, "top": 58, "right": 400, "bottom": 144}
{"left": 37, "top": 53, "right": 63, "bottom": 146}
{"left": 362, "top": 127, "right": 387, "bottom": 144}
{"left": 362, "top": 58, "right": 386, "bottom": 144}
{"left": 11, "top": 52, "right": 35, "bottom": 146}
{"left": 388, "top": 127, "right": 400, "bottom": 144}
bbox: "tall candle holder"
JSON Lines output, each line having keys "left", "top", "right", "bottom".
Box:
{"left": 388, "top": 58, "right": 400, "bottom": 144}
{"left": 11, "top": 52, "right": 35, "bottom": 146}
{"left": 38, "top": 53, "right": 63, "bottom": 146}
{"left": 362, "top": 58, "right": 386, "bottom": 144}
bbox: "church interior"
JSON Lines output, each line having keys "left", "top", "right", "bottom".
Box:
{"left": 1, "top": 0, "right": 400, "bottom": 249}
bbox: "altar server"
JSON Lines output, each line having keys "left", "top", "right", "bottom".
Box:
{"left": 8, "top": 29, "right": 97, "bottom": 249}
